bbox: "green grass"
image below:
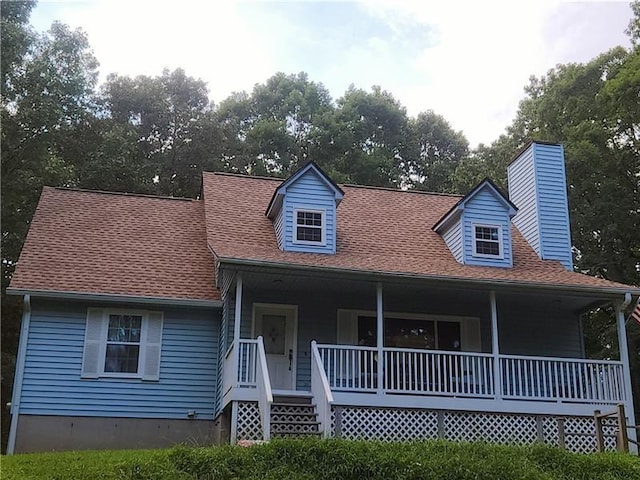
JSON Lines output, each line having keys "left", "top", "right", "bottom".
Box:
{"left": 2, "top": 439, "right": 639, "bottom": 480}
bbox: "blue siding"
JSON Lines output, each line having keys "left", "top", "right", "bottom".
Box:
{"left": 533, "top": 144, "right": 573, "bottom": 270}
{"left": 508, "top": 143, "right": 573, "bottom": 270}
{"left": 274, "top": 206, "right": 285, "bottom": 250}
{"left": 20, "top": 300, "right": 219, "bottom": 420}
{"left": 283, "top": 169, "right": 337, "bottom": 254}
{"left": 442, "top": 220, "right": 463, "bottom": 263}
{"left": 462, "top": 187, "right": 513, "bottom": 268}
{"left": 508, "top": 146, "right": 541, "bottom": 255}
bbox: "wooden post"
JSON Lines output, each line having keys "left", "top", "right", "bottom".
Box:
{"left": 557, "top": 417, "right": 566, "bottom": 449}
{"left": 593, "top": 410, "right": 604, "bottom": 452}
{"left": 334, "top": 406, "right": 343, "bottom": 438}
{"left": 489, "top": 291, "right": 502, "bottom": 401}
{"left": 617, "top": 404, "right": 629, "bottom": 453}
{"left": 437, "top": 410, "right": 445, "bottom": 439}
{"left": 615, "top": 300, "right": 637, "bottom": 451}
{"left": 376, "top": 283, "right": 384, "bottom": 395}
{"left": 535, "top": 415, "right": 544, "bottom": 443}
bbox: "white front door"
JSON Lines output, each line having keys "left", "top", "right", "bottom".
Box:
{"left": 253, "top": 304, "right": 297, "bottom": 391}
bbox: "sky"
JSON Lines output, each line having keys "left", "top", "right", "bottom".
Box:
{"left": 30, "top": 0, "right": 634, "bottom": 147}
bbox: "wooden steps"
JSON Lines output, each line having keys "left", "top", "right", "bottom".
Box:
{"left": 270, "top": 394, "right": 320, "bottom": 438}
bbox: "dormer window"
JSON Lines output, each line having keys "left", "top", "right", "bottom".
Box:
{"left": 294, "top": 209, "right": 325, "bottom": 244}
{"left": 473, "top": 224, "right": 503, "bottom": 258}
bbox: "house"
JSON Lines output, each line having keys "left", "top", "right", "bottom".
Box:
{"left": 6, "top": 141, "right": 639, "bottom": 454}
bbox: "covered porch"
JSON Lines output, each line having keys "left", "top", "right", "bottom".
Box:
{"left": 218, "top": 265, "right": 635, "bottom": 443}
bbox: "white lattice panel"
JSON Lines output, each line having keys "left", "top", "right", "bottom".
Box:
{"left": 236, "top": 402, "right": 262, "bottom": 441}
{"left": 336, "top": 406, "right": 438, "bottom": 441}
{"left": 444, "top": 411, "right": 537, "bottom": 445}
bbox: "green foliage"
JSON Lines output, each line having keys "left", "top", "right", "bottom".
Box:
{"left": 3, "top": 440, "right": 640, "bottom": 480}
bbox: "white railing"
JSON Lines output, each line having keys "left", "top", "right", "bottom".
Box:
{"left": 223, "top": 339, "right": 258, "bottom": 397}
{"left": 384, "top": 348, "right": 495, "bottom": 397}
{"left": 317, "top": 344, "right": 378, "bottom": 391}
{"left": 255, "top": 336, "right": 273, "bottom": 441}
{"left": 500, "top": 355, "right": 625, "bottom": 403}
{"left": 311, "top": 341, "right": 334, "bottom": 438}
{"left": 238, "top": 339, "right": 258, "bottom": 386}
{"left": 315, "top": 344, "right": 626, "bottom": 405}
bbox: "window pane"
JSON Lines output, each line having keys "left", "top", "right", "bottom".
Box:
{"left": 297, "top": 226, "right": 322, "bottom": 242}
{"left": 437, "top": 322, "right": 461, "bottom": 351}
{"left": 358, "top": 316, "right": 377, "bottom": 346}
{"left": 108, "top": 314, "right": 142, "bottom": 342}
{"left": 385, "top": 318, "right": 435, "bottom": 349}
{"left": 105, "top": 344, "right": 140, "bottom": 373}
{"left": 476, "top": 240, "right": 499, "bottom": 255}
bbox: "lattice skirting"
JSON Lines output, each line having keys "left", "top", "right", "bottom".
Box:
{"left": 236, "top": 402, "right": 263, "bottom": 441}
{"left": 235, "top": 401, "right": 618, "bottom": 453}
{"left": 332, "top": 406, "right": 617, "bottom": 453}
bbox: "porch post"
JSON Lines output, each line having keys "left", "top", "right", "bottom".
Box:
{"left": 376, "top": 282, "right": 384, "bottom": 395}
{"left": 490, "top": 291, "right": 502, "bottom": 401}
{"left": 232, "top": 273, "right": 243, "bottom": 387}
{"left": 615, "top": 299, "right": 637, "bottom": 451}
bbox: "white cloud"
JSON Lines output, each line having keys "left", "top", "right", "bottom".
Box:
{"left": 30, "top": 0, "right": 633, "bottom": 146}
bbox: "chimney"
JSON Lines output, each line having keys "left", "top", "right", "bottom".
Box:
{"left": 507, "top": 141, "right": 573, "bottom": 270}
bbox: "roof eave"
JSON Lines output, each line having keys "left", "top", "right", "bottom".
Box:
{"left": 5, "top": 288, "right": 222, "bottom": 308}
{"left": 216, "top": 257, "right": 640, "bottom": 298}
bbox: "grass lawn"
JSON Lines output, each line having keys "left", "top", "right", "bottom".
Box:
{"left": 2, "top": 439, "right": 639, "bottom": 480}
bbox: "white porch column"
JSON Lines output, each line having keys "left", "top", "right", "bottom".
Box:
{"left": 490, "top": 291, "right": 502, "bottom": 401}
{"left": 232, "top": 273, "right": 243, "bottom": 387}
{"left": 615, "top": 299, "right": 637, "bottom": 451}
{"left": 376, "top": 283, "right": 384, "bottom": 395}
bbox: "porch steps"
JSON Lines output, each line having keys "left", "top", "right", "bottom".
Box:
{"left": 270, "top": 395, "right": 321, "bottom": 438}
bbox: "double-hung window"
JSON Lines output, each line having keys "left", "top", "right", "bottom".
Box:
{"left": 81, "top": 308, "right": 163, "bottom": 381}
{"left": 105, "top": 314, "right": 142, "bottom": 373}
{"left": 294, "top": 209, "right": 325, "bottom": 245}
{"left": 472, "top": 224, "right": 503, "bottom": 258}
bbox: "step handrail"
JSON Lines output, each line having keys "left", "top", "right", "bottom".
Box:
{"left": 311, "top": 340, "right": 334, "bottom": 438}
{"left": 256, "top": 336, "right": 273, "bottom": 441}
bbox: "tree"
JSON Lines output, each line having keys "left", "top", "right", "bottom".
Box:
{"left": 214, "top": 72, "right": 335, "bottom": 177}
{"left": 330, "top": 85, "right": 409, "bottom": 187}
{"left": 405, "top": 111, "right": 469, "bottom": 193}
{"left": 1, "top": 6, "right": 100, "bottom": 451}
{"left": 100, "top": 69, "right": 219, "bottom": 198}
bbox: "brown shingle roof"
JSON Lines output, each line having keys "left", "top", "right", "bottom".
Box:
{"left": 9, "top": 187, "right": 219, "bottom": 302}
{"left": 202, "top": 172, "right": 636, "bottom": 294}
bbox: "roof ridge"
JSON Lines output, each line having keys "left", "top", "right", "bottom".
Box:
{"left": 343, "top": 183, "right": 463, "bottom": 197}
{"left": 50, "top": 186, "right": 197, "bottom": 202}
{"left": 204, "top": 171, "right": 284, "bottom": 182}
{"left": 205, "top": 171, "right": 463, "bottom": 197}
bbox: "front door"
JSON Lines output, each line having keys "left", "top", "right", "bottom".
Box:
{"left": 253, "top": 304, "right": 297, "bottom": 391}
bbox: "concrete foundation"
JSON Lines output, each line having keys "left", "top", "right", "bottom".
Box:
{"left": 14, "top": 415, "right": 221, "bottom": 453}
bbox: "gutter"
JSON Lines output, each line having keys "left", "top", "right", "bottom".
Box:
{"left": 7, "top": 295, "right": 31, "bottom": 455}
{"left": 5, "top": 288, "right": 222, "bottom": 308}
{"left": 217, "top": 257, "right": 640, "bottom": 298}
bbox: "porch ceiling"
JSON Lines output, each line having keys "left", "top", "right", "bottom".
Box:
{"left": 230, "top": 265, "right": 614, "bottom": 315}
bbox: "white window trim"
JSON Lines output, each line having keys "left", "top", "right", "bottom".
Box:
{"left": 292, "top": 207, "right": 326, "bottom": 246}
{"left": 471, "top": 223, "right": 504, "bottom": 260}
{"left": 98, "top": 309, "right": 149, "bottom": 379}
{"left": 337, "top": 309, "right": 481, "bottom": 352}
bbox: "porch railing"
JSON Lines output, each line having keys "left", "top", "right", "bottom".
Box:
{"left": 499, "top": 355, "right": 625, "bottom": 403}
{"left": 315, "top": 344, "right": 625, "bottom": 404}
{"left": 223, "top": 339, "right": 258, "bottom": 395}
{"left": 317, "top": 344, "right": 378, "bottom": 391}
{"left": 255, "top": 336, "right": 273, "bottom": 440}
{"left": 311, "top": 341, "right": 334, "bottom": 438}
{"left": 385, "top": 348, "right": 495, "bottom": 397}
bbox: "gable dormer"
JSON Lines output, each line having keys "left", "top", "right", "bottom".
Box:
{"left": 266, "top": 162, "right": 344, "bottom": 254}
{"left": 433, "top": 179, "right": 517, "bottom": 268}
